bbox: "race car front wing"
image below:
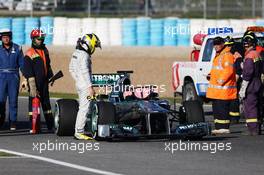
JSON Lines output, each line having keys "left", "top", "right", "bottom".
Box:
{"left": 96, "top": 122, "right": 211, "bottom": 140}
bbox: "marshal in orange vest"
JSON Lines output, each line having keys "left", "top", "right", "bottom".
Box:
{"left": 206, "top": 47, "right": 237, "bottom": 100}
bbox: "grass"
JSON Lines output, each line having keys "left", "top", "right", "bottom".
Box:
{"left": 20, "top": 92, "right": 213, "bottom": 105}
{"left": 0, "top": 152, "right": 17, "bottom": 157}
{"left": 19, "top": 92, "right": 182, "bottom": 103}
{"left": 161, "top": 97, "right": 182, "bottom": 104}
{"left": 19, "top": 92, "right": 78, "bottom": 99}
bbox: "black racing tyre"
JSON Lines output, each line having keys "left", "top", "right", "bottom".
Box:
{"left": 182, "top": 100, "right": 205, "bottom": 124}
{"left": 54, "top": 99, "right": 79, "bottom": 136}
{"left": 97, "top": 101, "right": 116, "bottom": 124}
{"left": 182, "top": 82, "right": 199, "bottom": 102}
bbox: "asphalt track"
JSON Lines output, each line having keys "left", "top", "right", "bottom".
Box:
{"left": 0, "top": 97, "right": 264, "bottom": 175}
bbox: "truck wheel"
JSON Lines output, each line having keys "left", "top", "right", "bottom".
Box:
{"left": 182, "top": 82, "right": 198, "bottom": 102}
{"left": 54, "top": 99, "right": 79, "bottom": 136}
{"left": 183, "top": 100, "right": 205, "bottom": 124}
{"left": 88, "top": 101, "right": 116, "bottom": 138}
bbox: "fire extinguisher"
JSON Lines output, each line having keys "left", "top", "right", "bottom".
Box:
{"left": 32, "top": 97, "right": 41, "bottom": 134}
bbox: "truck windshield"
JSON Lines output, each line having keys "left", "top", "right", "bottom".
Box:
{"left": 202, "top": 39, "right": 214, "bottom": 62}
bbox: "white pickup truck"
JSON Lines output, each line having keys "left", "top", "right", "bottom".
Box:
{"left": 172, "top": 27, "right": 264, "bottom": 102}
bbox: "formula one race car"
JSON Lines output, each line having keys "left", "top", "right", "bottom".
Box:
{"left": 54, "top": 71, "right": 211, "bottom": 140}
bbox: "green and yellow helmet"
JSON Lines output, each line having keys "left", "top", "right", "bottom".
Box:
{"left": 242, "top": 30, "right": 257, "bottom": 47}
{"left": 79, "top": 33, "right": 101, "bottom": 55}
{"left": 224, "top": 36, "right": 234, "bottom": 46}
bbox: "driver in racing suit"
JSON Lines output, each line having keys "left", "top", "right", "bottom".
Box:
{"left": 69, "top": 33, "right": 101, "bottom": 140}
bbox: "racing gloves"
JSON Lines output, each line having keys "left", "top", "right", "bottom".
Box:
{"left": 239, "top": 80, "right": 249, "bottom": 99}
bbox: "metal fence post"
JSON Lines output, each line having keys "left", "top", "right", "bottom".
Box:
{"left": 263, "top": 0, "right": 264, "bottom": 18}
{"left": 203, "top": 0, "right": 207, "bottom": 19}
{"left": 145, "top": 0, "right": 149, "bottom": 17}
{"left": 252, "top": 0, "right": 256, "bottom": 18}
{"left": 87, "top": 0, "right": 91, "bottom": 17}
{"left": 54, "top": 0, "right": 57, "bottom": 8}
{"left": 217, "top": 0, "right": 221, "bottom": 18}
{"left": 30, "top": 1, "right": 33, "bottom": 17}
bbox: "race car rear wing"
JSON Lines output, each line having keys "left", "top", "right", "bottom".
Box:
{"left": 92, "top": 70, "right": 133, "bottom": 87}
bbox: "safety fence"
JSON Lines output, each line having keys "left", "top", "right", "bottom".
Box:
{"left": 1, "top": 17, "right": 264, "bottom": 46}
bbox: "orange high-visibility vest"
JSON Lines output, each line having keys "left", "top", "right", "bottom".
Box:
{"left": 26, "top": 48, "right": 48, "bottom": 76}
{"left": 206, "top": 47, "right": 237, "bottom": 100}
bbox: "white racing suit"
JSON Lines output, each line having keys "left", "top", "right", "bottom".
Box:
{"left": 69, "top": 49, "right": 92, "bottom": 134}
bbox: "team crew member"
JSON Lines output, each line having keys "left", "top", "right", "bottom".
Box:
{"left": 231, "top": 43, "right": 245, "bottom": 89}
{"left": 0, "top": 29, "right": 24, "bottom": 130}
{"left": 239, "top": 32, "right": 263, "bottom": 136}
{"left": 230, "top": 42, "right": 245, "bottom": 121}
{"left": 69, "top": 33, "right": 101, "bottom": 140}
{"left": 23, "top": 29, "right": 54, "bottom": 132}
{"left": 242, "top": 30, "right": 264, "bottom": 131}
{"left": 224, "top": 36, "right": 241, "bottom": 123}
{"left": 228, "top": 40, "right": 246, "bottom": 124}
{"left": 206, "top": 36, "right": 237, "bottom": 135}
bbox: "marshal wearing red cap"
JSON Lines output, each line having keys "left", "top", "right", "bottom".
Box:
{"left": 23, "top": 29, "right": 54, "bottom": 133}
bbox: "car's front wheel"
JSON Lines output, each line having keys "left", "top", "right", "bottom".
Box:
{"left": 86, "top": 101, "right": 116, "bottom": 138}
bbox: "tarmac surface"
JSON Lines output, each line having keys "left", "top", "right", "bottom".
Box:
{"left": 0, "top": 97, "right": 264, "bottom": 175}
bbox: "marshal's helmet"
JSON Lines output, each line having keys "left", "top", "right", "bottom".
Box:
{"left": 242, "top": 30, "right": 257, "bottom": 48}
{"left": 213, "top": 36, "right": 225, "bottom": 45}
{"left": 0, "top": 28, "right": 12, "bottom": 40}
{"left": 224, "top": 36, "right": 235, "bottom": 46}
{"left": 30, "top": 29, "right": 46, "bottom": 40}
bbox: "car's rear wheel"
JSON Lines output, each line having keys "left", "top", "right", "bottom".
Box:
{"left": 54, "top": 99, "right": 79, "bottom": 136}
{"left": 183, "top": 100, "right": 205, "bottom": 124}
